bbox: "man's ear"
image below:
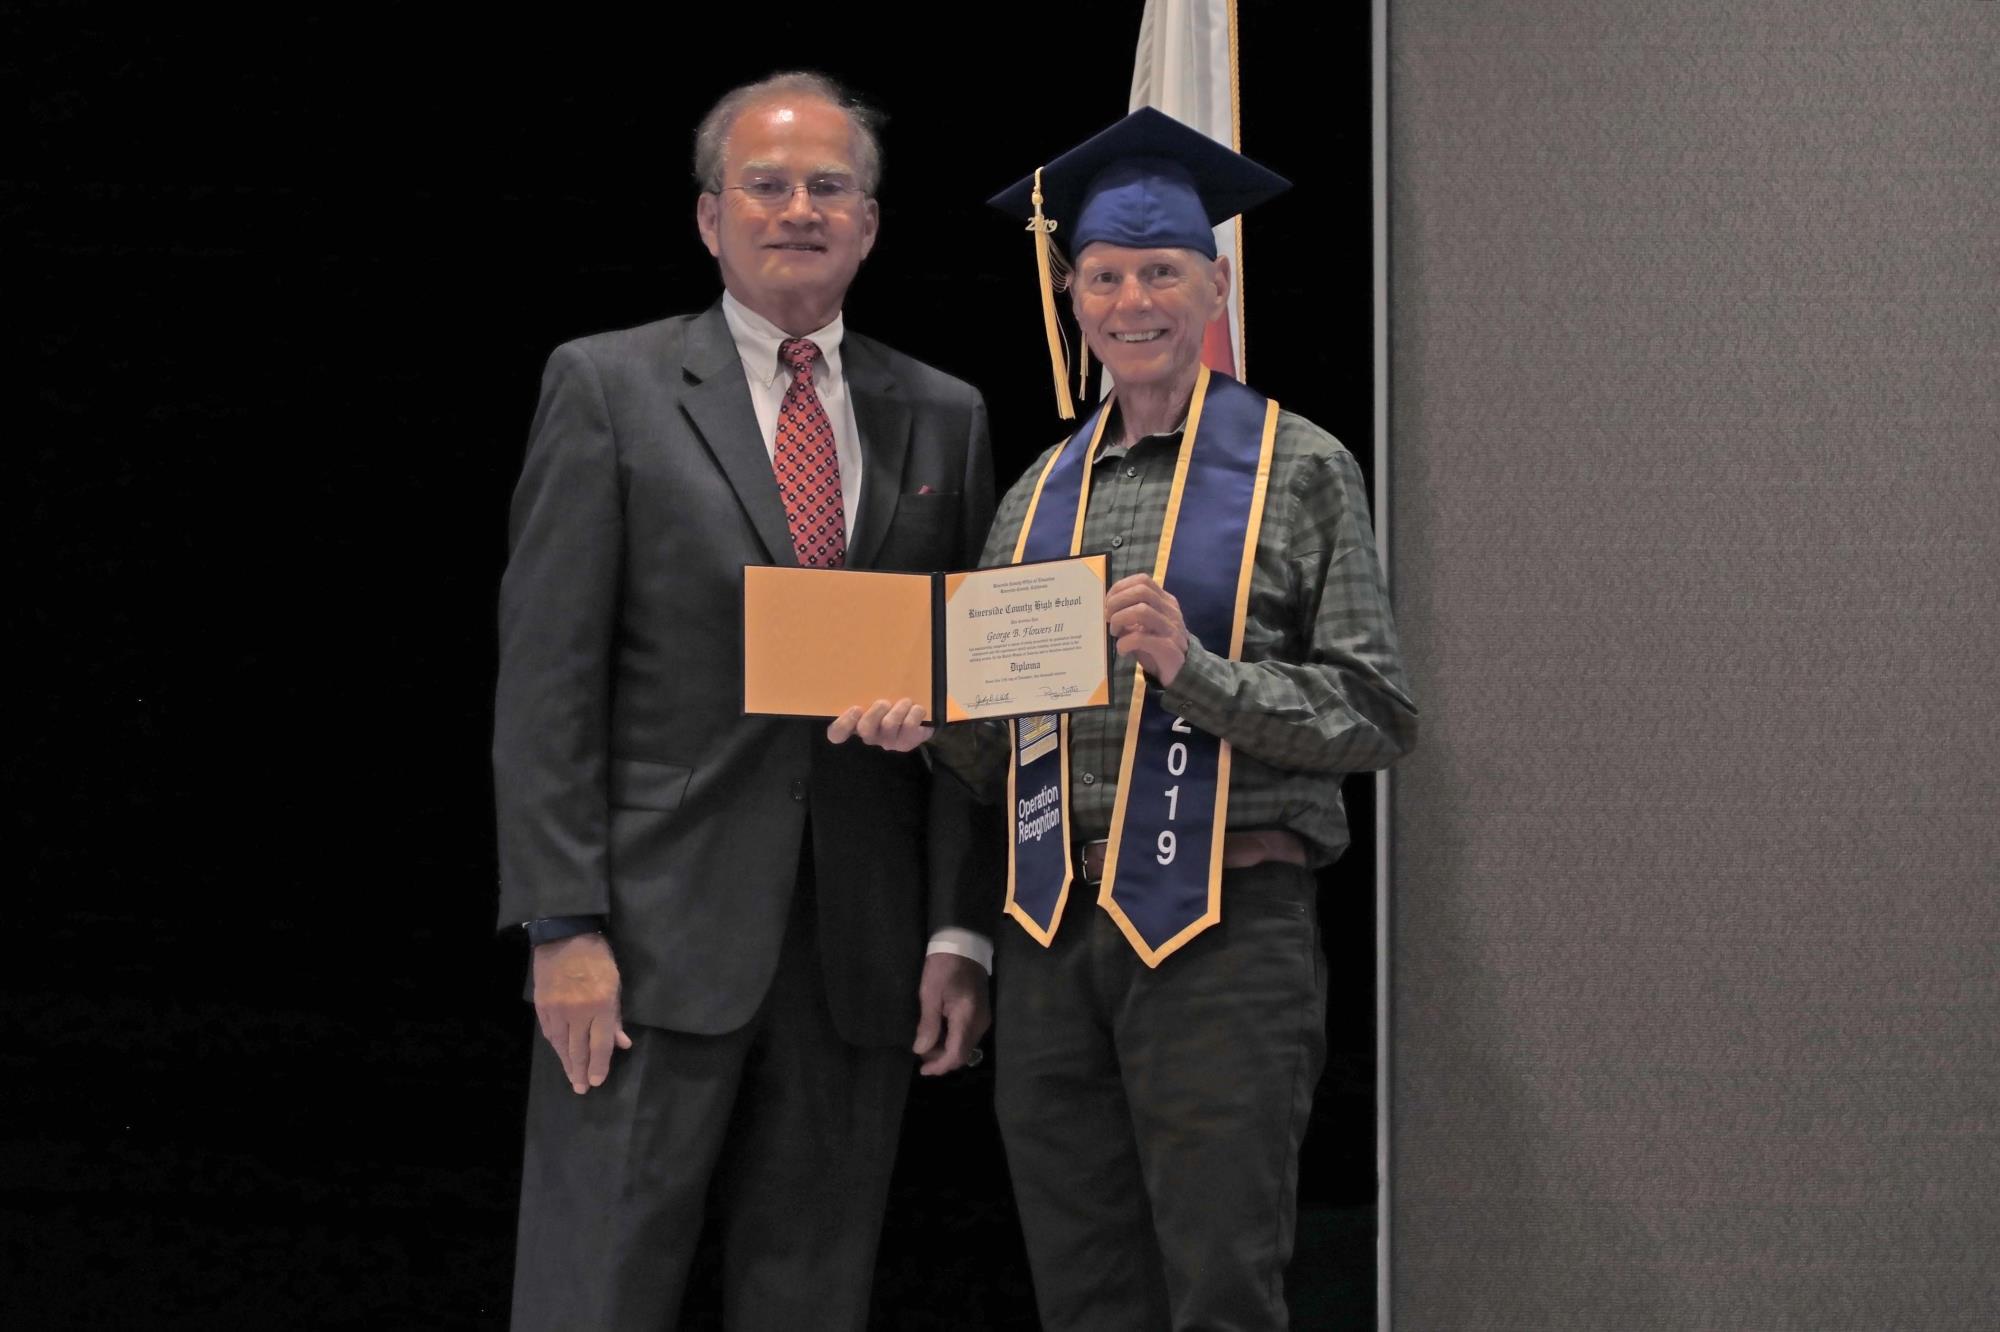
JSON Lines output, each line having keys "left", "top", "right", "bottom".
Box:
{"left": 1210, "top": 253, "right": 1234, "bottom": 311}
{"left": 696, "top": 192, "right": 722, "bottom": 259}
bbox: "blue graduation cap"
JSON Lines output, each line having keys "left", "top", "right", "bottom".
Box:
{"left": 989, "top": 106, "right": 1291, "bottom": 417}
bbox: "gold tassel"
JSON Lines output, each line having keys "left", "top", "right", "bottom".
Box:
{"left": 1030, "top": 167, "right": 1076, "bottom": 420}
{"left": 1077, "top": 338, "right": 1090, "bottom": 403}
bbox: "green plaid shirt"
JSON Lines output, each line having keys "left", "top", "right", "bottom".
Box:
{"left": 939, "top": 406, "right": 1418, "bottom": 865}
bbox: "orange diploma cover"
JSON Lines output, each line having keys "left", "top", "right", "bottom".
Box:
{"left": 742, "top": 555, "right": 1112, "bottom": 723}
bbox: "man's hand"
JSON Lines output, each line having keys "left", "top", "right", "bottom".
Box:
{"left": 1105, "top": 574, "right": 1190, "bottom": 687}
{"left": 912, "top": 952, "right": 991, "bottom": 1076}
{"left": 827, "top": 698, "right": 932, "bottom": 751}
{"left": 531, "top": 932, "right": 632, "bottom": 1095}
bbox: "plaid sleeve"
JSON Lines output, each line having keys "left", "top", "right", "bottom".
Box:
{"left": 1160, "top": 415, "right": 1419, "bottom": 774}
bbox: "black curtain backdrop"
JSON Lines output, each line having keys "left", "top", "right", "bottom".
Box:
{"left": 11, "top": 4, "right": 1375, "bottom": 1327}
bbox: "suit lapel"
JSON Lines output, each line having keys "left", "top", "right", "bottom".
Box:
{"left": 844, "top": 333, "right": 910, "bottom": 570}
{"left": 680, "top": 304, "right": 796, "bottom": 566}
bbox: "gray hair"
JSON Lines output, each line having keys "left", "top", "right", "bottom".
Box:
{"left": 692, "top": 71, "right": 885, "bottom": 195}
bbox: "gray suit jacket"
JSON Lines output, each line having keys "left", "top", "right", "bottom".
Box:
{"left": 494, "top": 304, "right": 997, "bottom": 1045}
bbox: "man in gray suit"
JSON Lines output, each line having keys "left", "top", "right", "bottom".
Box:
{"left": 494, "top": 71, "right": 996, "bottom": 1330}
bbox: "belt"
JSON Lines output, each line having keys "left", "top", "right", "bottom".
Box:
{"left": 1075, "top": 830, "right": 1308, "bottom": 885}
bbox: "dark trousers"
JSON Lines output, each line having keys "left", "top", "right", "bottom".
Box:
{"left": 995, "top": 861, "right": 1328, "bottom": 1332}
{"left": 511, "top": 872, "right": 911, "bottom": 1332}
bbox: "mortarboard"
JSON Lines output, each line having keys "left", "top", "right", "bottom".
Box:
{"left": 988, "top": 106, "right": 1290, "bottom": 417}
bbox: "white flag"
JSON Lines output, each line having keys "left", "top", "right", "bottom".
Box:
{"left": 1130, "top": 0, "right": 1244, "bottom": 376}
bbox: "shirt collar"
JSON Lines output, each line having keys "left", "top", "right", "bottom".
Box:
{"left": 1095, "top": 401, "right": 1188, "bottom": 462}
{"left": 721, "top": 290, "right": 847, "bottom": 388}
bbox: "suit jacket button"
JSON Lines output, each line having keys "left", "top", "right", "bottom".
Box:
{"left": 791, "top": 779, "right": 807, "bottom": 802}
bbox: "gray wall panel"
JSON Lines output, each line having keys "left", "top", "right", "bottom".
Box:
{"left": 1387, "top": 3, "right": 1998, "bottom": 1326}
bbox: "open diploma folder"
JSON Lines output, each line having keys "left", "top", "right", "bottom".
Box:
{"left": 742, "top": 554, "right": 1112, "bottom": 723}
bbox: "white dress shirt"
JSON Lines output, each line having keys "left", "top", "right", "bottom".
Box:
{"left": 720, "top": 291, "right": 993, "bottom": 976}
{"left": 720, "top": 291, "right": 864, "bottom": 541}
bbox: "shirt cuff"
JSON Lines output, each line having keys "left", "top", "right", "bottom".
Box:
{"left": 1159, "top": 631, "right": 1228, "bottom": 722}
{"left": 523, "top": 915, "right": 606, "bottom": 946}
{"left": 926, "top": 927, "right": 994, "bottom": 974}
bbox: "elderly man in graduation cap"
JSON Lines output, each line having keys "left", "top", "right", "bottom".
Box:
{"left": 832, "top": 107, "right": 1418, "bottom": 1330}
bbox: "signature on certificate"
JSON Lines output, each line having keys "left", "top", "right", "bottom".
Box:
{"left": 973, "top": 691, "right": 1014, "bottom": 710}
{"left": 1037, "top": 682, "right": 1088, "bottom": 701}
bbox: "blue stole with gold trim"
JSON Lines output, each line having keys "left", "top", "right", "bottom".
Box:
{"left": 1003, "top": 367, "right": 1279, "bottom": 967}
{"left": 1001, "top": 397, "right": 1112, "bottom": 946}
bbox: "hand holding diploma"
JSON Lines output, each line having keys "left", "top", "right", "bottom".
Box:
{"left": 826, "top": 697, "right": 933, "bottom": 751}
{"left": 1105, "top": 573, "right": 1190, "bottom": 688}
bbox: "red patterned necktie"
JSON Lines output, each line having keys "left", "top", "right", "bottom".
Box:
{"left": 771, "top": 337, "right": 846, "bottom": 568}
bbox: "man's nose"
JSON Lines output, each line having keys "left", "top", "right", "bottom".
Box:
{"left": 1115, "top": 276, "right": 1153, "bottom": 310}
{"left": 777, "top": 186, "right": 823, "bottom": 221}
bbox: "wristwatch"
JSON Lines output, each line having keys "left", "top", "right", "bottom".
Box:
{"left": 523, "top": 915, "right": 605, "bottom": 947}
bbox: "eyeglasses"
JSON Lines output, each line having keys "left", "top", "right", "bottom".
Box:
{"left": 720, "top": 175, "right": 867, "bottom": 208}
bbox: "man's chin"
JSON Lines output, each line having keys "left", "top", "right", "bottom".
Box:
{"left": 760, "top": 257, "right": 856, "bottom": 297}
{"left": 762, "top": 247, "right": 832, "bottom": 268}
{"left": 1096, "top": 355, "right": 1181, "bottom": 388}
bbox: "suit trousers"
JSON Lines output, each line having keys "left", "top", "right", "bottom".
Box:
{"left": 994, "top": 861, "right": 1329, "bottom": 1332}
{"left": 511, "top": 860, "right": 911, "bottom": 1332}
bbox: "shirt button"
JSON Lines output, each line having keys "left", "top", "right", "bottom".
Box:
{"left": 1125, "top": 466, "right": 1138, "bottom": 478}
{"left": 790, "top": 779, "right": 806, "bottom": 802}
{"left": 1110, "top": 535, "right": 1124, "bottom": 549}
{"left": 1080, "top": 772, "right": 1097, "bottom": 786}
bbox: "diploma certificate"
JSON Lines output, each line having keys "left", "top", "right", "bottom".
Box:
{"left": 742, "top": 554, "right": 1111, "bottom": 722}
{"left": 937, "top": 556, "right": 1111, "bottom": 720}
